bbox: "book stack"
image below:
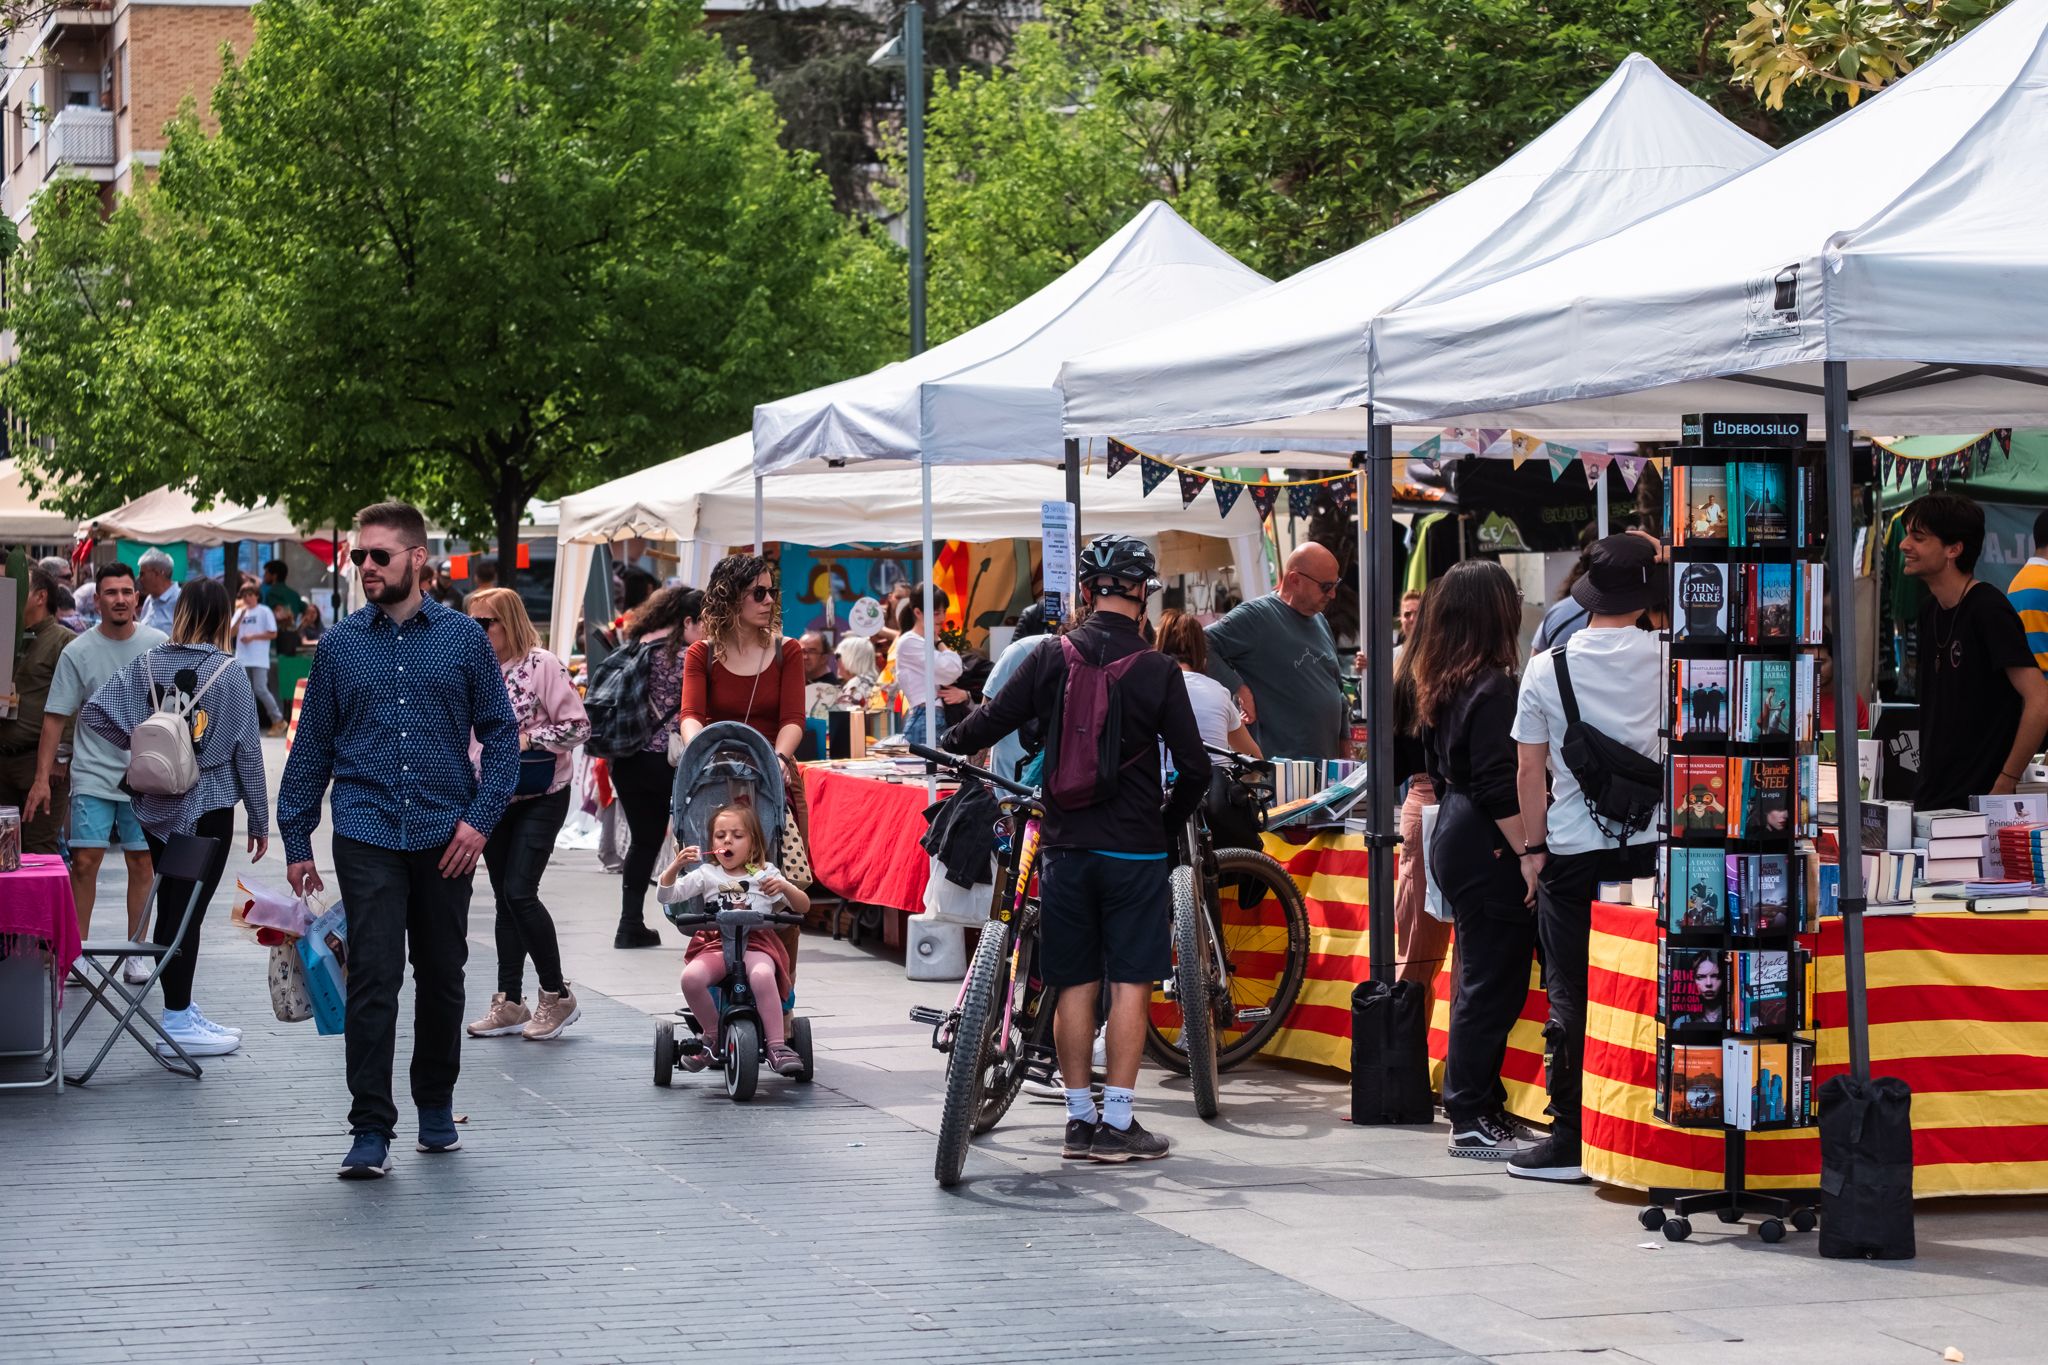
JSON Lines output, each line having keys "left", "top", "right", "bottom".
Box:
{"left": 1992, "top": 823, "right": 2048, "bottom": 884}
{"left": 1913, "top": 808, "right": 1990, "bottom": 885}
{"left": 1974, "top": 794, "right": 2048, "bottom": 879}
{"left": 1265, "top": 762, "right": 1371, "bottom": 831}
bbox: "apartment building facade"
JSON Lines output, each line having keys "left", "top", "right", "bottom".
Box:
{"left": 1, "top": 0, "right": 253, "bottom": 229}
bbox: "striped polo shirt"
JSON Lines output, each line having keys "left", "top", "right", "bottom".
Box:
{"left": 2007, "top": 556, "right": 2048, "bottom": 673}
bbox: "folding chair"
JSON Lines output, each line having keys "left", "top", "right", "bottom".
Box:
{"left": 61, "top": 834, "right": 224, "bottom": 1085}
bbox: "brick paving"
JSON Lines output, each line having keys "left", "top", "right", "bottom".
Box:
{"left": 3, "top": 929, "right": 1477, "bottom": 1365}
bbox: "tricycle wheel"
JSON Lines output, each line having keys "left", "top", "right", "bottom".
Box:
{"left": 790, "top": 1016, "right": 815, "bottom": 1083}
{"left": 725, "top": 1017, "right": 760, "bottom": 1101}
{"left": 653, "top": 1022, "right": 675, "bottom": 1088}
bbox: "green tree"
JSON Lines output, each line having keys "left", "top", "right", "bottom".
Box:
{"left": 1726, "top": 0, "right": 2010, "bottom": 108}
{"left": 4, "top": 0, "right": 899, "bottom": 582}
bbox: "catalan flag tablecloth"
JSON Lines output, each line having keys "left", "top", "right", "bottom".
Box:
{"left": 1583, "top": 900, "right": 2048, "bottom": 1197}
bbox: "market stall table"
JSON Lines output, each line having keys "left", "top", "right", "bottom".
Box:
{"left": 802, "top": 765, "right": 944, "bottom": 945}
{"left": 0, "top": 854, "right": 78, "bottom": 1092}
{"left": 1584, "top": 900, "right": 2048, "bottom": 1197}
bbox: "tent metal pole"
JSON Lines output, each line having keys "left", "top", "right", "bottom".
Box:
{"left": 1824, "top": 360, "right": 1872, "bottom": 1081}
{"left": 922, "top": 460, "right": 938, "bottom": 799}
{"left": 1065, "top": 437, "right": 1081, "bottom": 545}
{"left": 1596, "top": 464, "right": 1611, "bottom": 537}
{"left": 753, "top": 476, "right": 764, "bottom": 554}
{"left": 1367, "top": 418, "right": 1398, "bottom": 986}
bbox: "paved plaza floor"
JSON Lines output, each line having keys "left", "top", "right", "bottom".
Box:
{"left": 6, "top": 743, "right": 2046, "bottom": 1363}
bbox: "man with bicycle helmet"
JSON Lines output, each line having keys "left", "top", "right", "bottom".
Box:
{"left": 943, "top": 534, "right": 1210, "bottom": 1163}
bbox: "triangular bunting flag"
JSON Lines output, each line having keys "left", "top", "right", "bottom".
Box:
{"left": 1177, "top": 467, "right": 1210, "bottom": 507}
{"left": 1476, "top": 429, "right": 1507, "bottom": 456}
{"left": 1546, "top": 443, "right": 1574, "bottom": 481}
{"left": 1616, "top": 454, "right": 1647, "bottom": 492}
{"left": 1139, "top": 456, "right": 1173, "bottom": 496}
{"left": 1288, "top": 485, "right": 1318, "bottom": 519}
{"left": 1997, "top": 428, "right": 2013, "bottom": 457}
{"left": 1248, "top": 482, "right": 1281, "bottom": 520}
{"left": 1412, "top": 434, "right": 1442, "bottom": 463}
{"left": 1212, "top": 479, "right": 1244, "bottom": 519}
{"left": 1582, "top": 451, "right": 1612, "bottom": 489}
{"left": 1509, "top": 432, "right": 1542, "bottom": 471}
{"left": 1328, "top": 477, "right": 1357, "bottom": 511}
{"left": 1105, "top": 438, "right": 1138, "bottom": 479}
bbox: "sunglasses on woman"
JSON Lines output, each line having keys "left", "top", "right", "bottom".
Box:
{"left": 473, "top": 617, "right": 500, "bottom": 627}
{"left": 348, "top": 546, "right": 418, "bottom": 567}
{"left": 746, "top": 585, "right": 774, "bottom": 604}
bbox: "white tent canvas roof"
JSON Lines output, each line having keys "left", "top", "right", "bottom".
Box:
{"left": 1368, "top": 0, "right": 2048, "bottom": 433}
{"left": 1057, "top": 55, "right": 1771, "bottom": 451}
{"left": 84, "top": 487, "right": 304, "bottom": 546}
{"left": 0, "top": 461, "right": 82, "bottom": 544}
{"left": 752, "top": 201, "right": 1271, "bottom": 475}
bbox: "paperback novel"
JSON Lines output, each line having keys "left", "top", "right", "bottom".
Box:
{"left": 1729, "top": 757, "right": 1794, "bottom": 840}
{"left": 1673, "top": 561, "right": 1732, "bottom": 644}
{"left": 1656, "top": 1039, "right": 1726, "bottom": 1127}
{"left": 1672, "top": 659, "right": 1731, "bottom": 743}
{"left": 1665, "top": 847, "right": 1727, "bottom": 933}
{"left": 1671, "top": 756, "right": 1730, "bottom": 836}
{"left": 1675, "top": 465, "right": 1731, "bottom": 546}
{"left": 1660, "top": 943, "right": 1727, "bottom": 1031}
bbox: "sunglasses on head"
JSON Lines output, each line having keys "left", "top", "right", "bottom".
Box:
{"left": 349, "top": 546, "right": 417, "bottom": 568}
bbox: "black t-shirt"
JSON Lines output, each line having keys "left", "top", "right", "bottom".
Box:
{"left": 1916, "top": 581, "right": 2035, "bottom": 811}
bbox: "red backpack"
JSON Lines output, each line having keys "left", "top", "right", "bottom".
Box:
{"left": 1044, "top": 636, "right": 1149, "bottom": 809}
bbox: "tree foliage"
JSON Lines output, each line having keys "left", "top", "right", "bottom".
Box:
{"left": 1725, "top": 0, "right": 2009, "bottom": 108}
{"left": 3, "top": 0, "right": 900, "bottom": 578}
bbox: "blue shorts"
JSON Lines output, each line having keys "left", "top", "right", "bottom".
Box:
{"left": 1037, "top": 849, "right": 1172, "bottom": 988}
{"left": 70, "top": 792, "right": 149, "bottom": 852}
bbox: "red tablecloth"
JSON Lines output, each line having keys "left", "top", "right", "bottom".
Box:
{"left": 802, "top": 767, "right": 935, "bottom": 915}
{"left": 0, "top": 854, "right": 80, "bottom": 988}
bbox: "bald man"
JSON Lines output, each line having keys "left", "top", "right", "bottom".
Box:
{"left": 1204, "top": 542, "right": 1348, "bottom": 760}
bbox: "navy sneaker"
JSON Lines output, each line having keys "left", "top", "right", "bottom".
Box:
{"left": 338, "top": 1133, "right": 392, "bottom": 1180}
{"left": 417, "top": 1107, "right": 462, "bottom": 1154}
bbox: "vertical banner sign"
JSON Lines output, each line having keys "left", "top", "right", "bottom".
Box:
{"left": 1041, "top": 499, "right": 1076, "bottom": 618}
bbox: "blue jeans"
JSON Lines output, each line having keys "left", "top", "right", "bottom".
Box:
{"left": 905, "top": 706, "right": 934, "bottom": 747}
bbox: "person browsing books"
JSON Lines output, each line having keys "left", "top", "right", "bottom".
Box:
{"left": 1509, "top": 531, "right": 1664, "bottom": 1184}
{"left": 1900, "top": 492, "right": 2048, "bottom": 811}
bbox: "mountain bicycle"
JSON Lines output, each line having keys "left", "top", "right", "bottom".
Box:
{"left": 905, "top": 742, "right": 1055, "bottom": 1188}
{"left": 1143, "top": 745, "right": 1312, "bottom": 1115}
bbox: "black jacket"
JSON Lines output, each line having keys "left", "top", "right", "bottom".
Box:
{"left": 942, "top": 612, "right": 1210, "bottom": 853}
{"left": 1423, "top": 670, "right": 1521, "bottom": 831}
{"left": 921, "top": 780, "right": 1000, "bottom": 888}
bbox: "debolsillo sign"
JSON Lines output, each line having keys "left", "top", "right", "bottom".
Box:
{"left": 1681, "top": 413, "right": 1808, "bottom": 450}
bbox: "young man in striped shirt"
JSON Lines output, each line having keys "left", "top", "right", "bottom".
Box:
{"left": 2004, "top": 508, "right": 2048, "bottom": 674}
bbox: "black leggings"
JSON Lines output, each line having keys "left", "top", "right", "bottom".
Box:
{"left": 147, "top": 806, "right": 237, "bottom": 1013}
{"left": 484, "top": 786, "right": 572, "bottom": 997}
{"left": 611, "top": 749, "right": 675, "bottom": 925}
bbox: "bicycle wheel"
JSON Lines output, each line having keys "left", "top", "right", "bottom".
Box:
{"left": 974, "top": 914, "right": 1037, "bottom": 1134}
{"left": 1146, "top": 848, "right": 1310, "bottom": 1072}
{"left": 1172, "top": 867, "right": 1220, "bottom": 1118}
{"left": 935, "top": 920, "right": 1009, "bottom": 1187}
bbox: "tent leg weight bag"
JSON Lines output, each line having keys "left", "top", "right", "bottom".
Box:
{"left": 1349, "top": 980, "right": 1434, "bottom": 1125}
{"left": 1817, "top": 1074, "right": 1915, "bottom": 1260}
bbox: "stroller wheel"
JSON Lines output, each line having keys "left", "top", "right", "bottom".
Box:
{"left": 790, "top": 1016, "right": 815, "bottom": 1083}
{"left": 725, "top": 1017, "right": 761, "bottom": 1101}
{"left": 653, "top": 1022, "right": 676, "bottom": 1088}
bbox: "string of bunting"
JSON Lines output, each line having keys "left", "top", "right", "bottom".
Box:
{"left": 1105, "top": 437, "right": 1357, "bottom": 522}
{"left": 1883, "top": 430, "right": 2011, "bottom": 488}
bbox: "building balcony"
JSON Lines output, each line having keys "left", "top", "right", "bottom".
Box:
{"left": 48, "top": 106, "right": 114, "bottom": 169}
{"left": 34, "top": 1, "right": 115, "bottom": 46}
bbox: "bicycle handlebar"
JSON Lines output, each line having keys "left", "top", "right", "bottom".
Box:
{"left": 907, "top": 740, "right": 1036, "bottom": 799}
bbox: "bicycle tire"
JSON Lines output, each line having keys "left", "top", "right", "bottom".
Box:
{"left": 1145, "top": 847, "right": 1310, "bottom": 1073}
{"left": 935, "top": 919, "right": 1009, "bottom": 1187}
{"left": 1173, "top": 866, "right": 1220, "bottom": 1118}
{"left": 974, "top": 914, "right": 1037, "bottom": 1134}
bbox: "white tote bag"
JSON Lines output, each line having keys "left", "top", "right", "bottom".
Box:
{"left": 1419, "top": 804, "right": 1452, "bottom": 924}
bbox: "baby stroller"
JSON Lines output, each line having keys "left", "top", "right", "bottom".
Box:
{"left": 653, "top": 722, "right": 814, "bottom": 1099}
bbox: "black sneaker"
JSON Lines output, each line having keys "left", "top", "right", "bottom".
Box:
{"left": 1494, "top": 1111, "right": 1546, "bottom": 1144}
{"left": 1089, "top": 1118, "right": 1170, "bottom": 1163}
{"left": 613, "top": 922, "right": 662, "bottom": 949}
{"left": 1506, "top": 1134, "right": 1589, "bottom": 1183}
{"left": 1062, "top": 1118, "right": 1099, "bottom": 1159}
{"left": 1447, "top": 1113, "right": 1530, "bottom": 1161}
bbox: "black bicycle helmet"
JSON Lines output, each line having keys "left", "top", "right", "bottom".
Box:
{"left": 1075, "top": 534, "right": 1157, "bottom": 589}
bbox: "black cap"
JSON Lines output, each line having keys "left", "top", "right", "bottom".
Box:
{"left": 1570, "top": 532, "right": 1658, "bottom": 616}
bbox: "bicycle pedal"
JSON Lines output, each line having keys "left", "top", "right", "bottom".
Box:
{"left": 907, "top": 1006, "right": 946, "bottom": 1027}
{"left": 1233, "top": 1006, "right": 1272, "bottom": 1024}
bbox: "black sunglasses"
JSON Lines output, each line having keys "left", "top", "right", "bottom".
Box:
{"left": 747, "top": 585, "right": 775, "bottom": 604}
{"left": 1294, "top": 571, "right": 1339, "bottom": 594}
{"left": 349, "top": 546, "right": 418, "bottom": 568}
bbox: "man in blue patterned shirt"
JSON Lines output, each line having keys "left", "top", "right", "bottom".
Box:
{"left": 278, "top": 501, "right": 519, "bottom": 1180}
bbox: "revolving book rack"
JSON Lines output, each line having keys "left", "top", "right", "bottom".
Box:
{"left": 1649, "top": 413, "right": 1825, "bottom": 1244}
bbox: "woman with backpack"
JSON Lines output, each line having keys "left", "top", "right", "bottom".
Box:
{"left": 82, "top": 576, "right": 270, "bottom": 1059}
{"left": 608, "top": 586, "right": 703, "bottom": 949}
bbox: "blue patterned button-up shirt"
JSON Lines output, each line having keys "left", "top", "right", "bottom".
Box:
{"left": 277, "top": 597, "right": 518, "bottom": 865}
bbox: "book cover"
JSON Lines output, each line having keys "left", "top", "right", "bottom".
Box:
{"left": 1673, "top": 561, "right": 1732, "bottom": 643}
{"left": 1753, "top": 854, "right": 1793, "bottom": 934}
{"left": 1669, "top": 1042, "right": 1726, "bottom": 1126}
{"left": 1670, "top": 848, "right": 1727, "bottom": 932}
{"left": 1730, "top": 757, "right": 1793, "bottom": 840}
{"left": 1739, "top": 659, "right": 1793, "bottom": 741}
{"left": 1977, "top": 794, "right": 2048, "bottom": 877}
{"left": 1734, "top": 950, "right": 1792, "bottom": 1030}
{"left": 1673, "top": 659, "right": 1731, "bottom": 742}
{"left": 1671, "top": 756, "right": 1729, "bottom": 836}
{"left": 1663, "top": 947, "right": 1727, "bottom": 1031}
{"left": 1861, "top": 800, "right": 1915, "bottom": 849}
{"left": 1680, "top": 465, "right": 1730, "bottom": 545}
{"left": 1750, "top": 562, "right": 1794, "bottom": 642}
{"left": 1753, "top": 1040, "right": 1792, "bottom": 1125}
{"left": 1723, "top": 1037, "right": 1753, "bottom": 1128}
{"left": 1736, "top": 461, "right": 1791, "bottom": 545}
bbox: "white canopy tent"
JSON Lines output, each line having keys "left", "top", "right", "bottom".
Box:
{"left": 82, "top": 487, "right": 306, "bottom": 546}
{"left": 1366, "top": 0, "right": 2048, "bottom": 433}
{"left": 0, "top": 461, "right": 82, "bottom": 545}
{"left": 550, "top": 433, "right": 1271, "bottom": 658}
{"left": 1057, "top": 55, "right": 1772, "bottom": 453}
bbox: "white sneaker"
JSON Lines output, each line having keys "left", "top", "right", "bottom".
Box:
{"left": 1091, "top": 1028, "right": 1107, "bottom": 1071}
{"left": 186, "top": 1005, "right": 243, "bottom": 1040}
{"left": 122, "top": 957, "right": 154, "bottom": 987}
{"left": 156, "top": 1010, "right": 241, "bottom": 1058}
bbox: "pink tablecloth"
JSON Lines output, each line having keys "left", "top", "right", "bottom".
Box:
{"left": 0, "top": 854, "right": 80, "bottom": 985}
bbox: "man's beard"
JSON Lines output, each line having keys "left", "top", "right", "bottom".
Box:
{"left": 371, "top": 564, "right": 416, "bottom": 605}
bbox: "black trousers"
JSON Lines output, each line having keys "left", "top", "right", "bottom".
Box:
{"left": 1537, "top": 842, "right": 1657, "bottom": 1140}
{"left": 611, "top": 749, "right": 675, "bottom": 925}
{"left": 335, "top": 834, "right": 474, "bottom": 1140}
{"left": 1433, "top": 793, "right": 1538, "bottom": 1126}
{"left": 484, "top": 786, "right": 571, "bottom": 997}
{"left": 147, "top": 806, "right": 236, "bottom": 1013}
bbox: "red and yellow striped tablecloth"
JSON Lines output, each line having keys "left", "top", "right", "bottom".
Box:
{"left": 1584, "top": 900, "right": 2048, "bottom": 1197}
{"left": 1254, "top": 832, "right": 1549, "bottom": 1124}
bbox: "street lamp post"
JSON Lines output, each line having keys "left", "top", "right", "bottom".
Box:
{"left": 871, "top": 3, "right": 928, "bottom": 359}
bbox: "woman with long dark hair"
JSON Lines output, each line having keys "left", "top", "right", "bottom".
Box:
{"left": 611, "top": 585, "right": 703, "bottom": 948}
{"left": 1410, "top": 561, "right": 1540, "bottom": 1161}
{"left": 82, "top": 576, "right": 270, "bottom": 1057}
{"left": 680, "top": 554, "right": 808, "bottom": 841}
{"left": 1392, "top": 596, "right": 1451, "bottom": 1020}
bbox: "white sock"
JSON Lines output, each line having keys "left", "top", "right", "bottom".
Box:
{"left": 1102, "top": 1086, "right": 1135, "bottom": 1131}
{"left": 1064, "top": 1088, "right": 1099, "bottom": 1123}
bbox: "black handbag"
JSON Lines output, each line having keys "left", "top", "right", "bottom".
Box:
{"left": 513, "top": 750, "right": 558, "bottom": 798}
{"left": 1552, "top": 647, "right": 1662, "bottom": 842}
{"left": 1817, "top": 1074, "right": 1916, "bottom": 1259}
{"left": 1349, "top": 979, "right": 1434, "bottom": 1125}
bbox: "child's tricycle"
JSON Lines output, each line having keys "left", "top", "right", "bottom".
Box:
{"left": 652, "top": 897, "right": 815, "bottom": 1101}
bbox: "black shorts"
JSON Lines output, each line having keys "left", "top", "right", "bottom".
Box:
{"left": 1037, "top": 850, "right": 1172, "bottom": 988}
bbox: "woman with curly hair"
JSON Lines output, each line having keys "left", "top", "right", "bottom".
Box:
{"left": 1411, "top": 560, "right": 1540, "bottom": 1162}
{"left": 611, "top": 586, "right": 703, "bottom": 948}
{"left": 680, "top": 554, "right": 809, "bottom": 845}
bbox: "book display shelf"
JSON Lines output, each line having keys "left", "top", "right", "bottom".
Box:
{"left": 1646, "top": 414, "right": 1826, "bottom": 1244}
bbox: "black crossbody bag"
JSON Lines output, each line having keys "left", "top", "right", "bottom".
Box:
{"left": 1552, "top": 647, "right": 1662, "bottom": 842}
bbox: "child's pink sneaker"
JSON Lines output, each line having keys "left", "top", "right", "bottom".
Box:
{"left": 767, "top": 1043, "right": 804, "bottom": 1077}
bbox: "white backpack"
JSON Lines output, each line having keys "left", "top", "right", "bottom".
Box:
{"left": 127, "top": 654, "right": 235, "bottom": 797}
